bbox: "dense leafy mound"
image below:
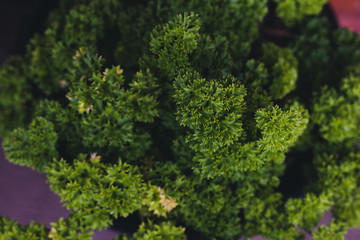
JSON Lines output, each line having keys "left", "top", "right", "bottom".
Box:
{"left": 1, "top": 0, "right": 360, "bottom": 239}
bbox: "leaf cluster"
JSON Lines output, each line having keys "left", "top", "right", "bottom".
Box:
{"left": 0, "top": 0, "right": 359, "bottom": 240}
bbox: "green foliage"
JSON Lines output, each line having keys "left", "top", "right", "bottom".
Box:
{"left": 150, "top": 12, "right": 201, "bottom": 78}
{"left": 275, "top": 0, "right": 328, "bottom": 25}
{"left": 173, "top": 71, "right": 246, "bottom": 154}
{"left": 313, "top": 72, "right": 360, "bottom": 142}
{"left": 313, "top": 152, "right": 360, "bottom": 227}
{"left": 168, "top": 0, "right": 268, "bottom": 65}
{"left": 242, "top": 191, "right": 303, "bottom": 240}
{"left": 3, "top": 117, "right": 58, "bottom": 172}
{"left": 286, "top": 193, "right": 333, "bottom": 231}
{"left": 292, "top": 18, "right": 333, "bottom": 92}
{"left": 46, "top": 155, "right": 143, "bottom": 230}
{"left": 141, "top": 185, "right": 178, "bottom": 217}
{"left": 0, "top": 217, "right": 49, "bottom": 240}
{"left": 312, "top": 221, "right": 346, "bottom": 240}
{"left": 67, "top": 48, "right": 158, "bottom": 150}
{"left": 255, "top": 105, "right": 308, "bottom": 153}
{"left": 48, "top": 216, "right": 94, "bottom": 240}
{"left": 1, "top": 1, "right": 360, "bottom": 240}
{"left": 0, "top": 57, "right": 31, "bottom": 137}
{"left": 134, "top": 221, "right": 185, "bottom": 240}
{"left": 261, "top": 43, "right": 298, "bottom": 99}
{"left": 114, "top": 221, "right": 185, "bottom": 240}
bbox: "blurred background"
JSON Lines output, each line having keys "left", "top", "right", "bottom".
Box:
{"left": 331, "top": 0, "right": 360, "bottom": 33}
{"left": 0, "top": 1, "right": 360, "bottom": 240}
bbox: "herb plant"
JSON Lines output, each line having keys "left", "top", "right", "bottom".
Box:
{"left": 1, "top": 0, "right": 360, "bottom": 239}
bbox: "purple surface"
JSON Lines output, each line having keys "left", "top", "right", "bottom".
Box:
{"left": 0, "top": 142, "right": 120, "bottom": 239}
{"left": 346, "top": 229, "right": 360, "bottom": 240}
{"left": 0, "top": 142, "right": 69, "bottom": 228}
